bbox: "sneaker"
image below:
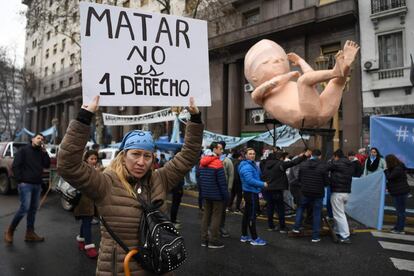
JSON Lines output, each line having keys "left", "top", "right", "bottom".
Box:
{"left": 201, "top": 240, "right": 208, "bottom": 247}
{"left": 240, "top": 235, "right": 252, "bottom": 243}
{"left": 208, "top": 241, "right": 224, "bottom": 249}
{"left": 390, "top": 229, "right": 406, "bottom": 235}
{"left": 250, "top": 237, "right": 267, "bottom": 246}
{"left": 291, "top": 228, "right": 300, "bottom": 234}
{"left": 311, "top": 238, "right": 321, "bottom": 243}
{"left": 339, "top": 237, "right": 351, "bottom": 244}
{"left": 220, "top": 228, "right": 230, "bottom": 238}
{"left": 279, "top": 227, "right": 289, "bottom": 234}
{"left": 267, "top": 227, "right": 277, "bottom": 232}
{"left": 234, "top": 209, "right": 243, "bottom": 215}
{"left": 91, "top": 218, "right": 99, "bottom": 225}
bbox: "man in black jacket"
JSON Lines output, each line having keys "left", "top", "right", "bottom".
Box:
{"left": 328, "top": 149, "right": 354, "bottom": 243}
{"left": 292, "top": 149, "right": 328, "bottom": 242}
{"left": 4, "top": 133, "right": 50, "bottom": 244}
{"left": 262, "top": 150, "right": 311, "bottom": 233}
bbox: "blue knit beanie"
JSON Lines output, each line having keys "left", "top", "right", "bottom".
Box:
{"left": 119, "top": 130, "right": 155, "bottom": 152}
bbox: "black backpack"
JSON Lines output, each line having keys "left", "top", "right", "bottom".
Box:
{"left": 101, "top": 196, "right": 187, "bottom": 274}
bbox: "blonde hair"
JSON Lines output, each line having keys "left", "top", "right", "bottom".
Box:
{"left": 105, "top": 150, "right": 155, "bottom": 199}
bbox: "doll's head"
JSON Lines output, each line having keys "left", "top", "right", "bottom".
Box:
{"left": 244, "top": 39, "right": 290, "bottom": 88}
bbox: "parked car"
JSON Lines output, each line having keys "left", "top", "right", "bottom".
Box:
{"left": 0, "top": 141, "right": 55, "bottom": 194}
{"left": 0, "top": 142, "right": 27, "bottom": 194}
{"left": 99, "top": 148, "right": 119, "bottom": 168}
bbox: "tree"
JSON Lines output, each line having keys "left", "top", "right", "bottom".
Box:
{"left": 0, "top": 48, "right": 25, "bottom": 141}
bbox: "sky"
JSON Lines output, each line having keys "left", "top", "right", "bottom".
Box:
{"left": 0, "top": 1, "right": 27, "bottom": 68}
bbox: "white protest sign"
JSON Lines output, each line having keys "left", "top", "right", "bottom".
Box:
{"left": 80, "top": 2, "right": 211, "bottom": 106}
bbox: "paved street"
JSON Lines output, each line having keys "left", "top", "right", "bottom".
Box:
{"left": 1, "top": 192, "right": 414, "bottom": 275}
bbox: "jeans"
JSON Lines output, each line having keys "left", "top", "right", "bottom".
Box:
{"left": 264, "top": 190, "right": 285, "bottom": 229}
{"left": 393, "top": 194, "right": 408, "bottom": 231}
{"left": 294, "top": 196, "right": 323, "bottom": 240}
{"left": 80, "top": 216, "right": 93, "bottom": 244}
{"left": 11, "top": 183, "right": 42, "bottom": 230}
{"left": 242, "top": 192, "right": 259, "bottom": 240}
{"left": 326, "top": 186, "right": 333, "bottom": 219}
{"left": 331, "top": 193, "right": 350, "bottom": 239}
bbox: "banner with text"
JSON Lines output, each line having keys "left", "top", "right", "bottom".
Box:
{"left": 102, "top": 108, "right": 189, "bottom": 126}
{"left": 80, "top": 2, "right": 211, "bottom": 107}
{"left": 370, "top": 116, "right": 414, "bottom": 168}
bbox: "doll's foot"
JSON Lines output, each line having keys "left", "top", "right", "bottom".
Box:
{"left": 342, "top": 40, "right": 360, "bottom": 69}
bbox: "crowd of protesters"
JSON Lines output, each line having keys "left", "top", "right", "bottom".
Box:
{"left": 193, "top": 143, "right": 412, "bottom": 248}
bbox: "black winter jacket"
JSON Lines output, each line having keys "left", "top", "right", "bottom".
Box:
{"left": 327, "top": 157, "right": 354, "bottom": 193}
{"left": 350, "top": 159, "right": 363, "bottom": 177}
{"left": 299, "top": 158, "right": 329, "bottom": 198}
{"left": 385, "top": 165, "right": 410, "bottom": 196}
{"left": 12, "top": 144, "right": 51, "bottom": 185}
{"left": 262, "top": 155, "right": 307, "bottom": 191}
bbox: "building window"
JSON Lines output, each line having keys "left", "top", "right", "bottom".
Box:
{"left": 45, "top": 49, "right": 49, "bottom": 59}
{"left": 32, "top": 39, "right": 37, "bottom": 49}
{"left": 64, "top": 0, "right": 69, "bottom": 10}
{"left": 69, "top": 77, "right": 73, "bottom": 85}
{"left": 289, "top": 0, "right": 293, "bottom": 10}
{"left": 378, "top": 31, "right": 403, "bottom": 69}
{"left": 55, "top": 25, "right": 59, "bottom": 35}
{"left": 60, "top": 80, "right": 64, "bottom": 88}
{"left": 141, "top": 0, "right": 149, "bottom": 6}
{"left": 44, "top": 86, "right": 48, "bottom": 94}
{"left": 96, "top": 0, "right": 102, "bottom": 3}
{"left": 51, "top": 83, "right": 55, "bottom": 92}
{"left": 61, "top": 58, "right": 65, "bottom": 69}
{"left": 243, "top": 9, "right": 260, "bottom": 26}
{"left": 123, "top": 0, "right": 130, "bottom": 7}
{"left": 53, "top": 44, "right": 58, "bottom": 55}
{"left": 70, "top": 53, "right": 75, "bottom": 65}
{"left": 52, "top": 63, "right": 56, "bottom": 74}
{"left": 63, "top": 20, "right": 67, "bottom": 31}
{"left": 48, "top": 13, "right": 53, "bottom": 24}
{"left": 44, "top": 67, "right": 48, "bottom": 77}
{"left": 72, "top": 12, "right": 77, "bottom": 23}
{"left": 47, "top": 31, "right": 51, "bottom": 40}
{"left": 30, "top": 56, "right": 36, "bottom": 65}
{"left": 78, "top": 72, "right": 82, "bottom": 82}
{"left": 61, "top": 39, "right": 66, "bottom": 51}
{"left": 371, "top": 0, "right": 406, "bottom": 14}
{"left": 49, "top": 0, "right": 53, "bottom": 6}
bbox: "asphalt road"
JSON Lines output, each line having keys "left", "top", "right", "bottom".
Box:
{"left": 1, "top": 192, "right": 413, "bottom": 276}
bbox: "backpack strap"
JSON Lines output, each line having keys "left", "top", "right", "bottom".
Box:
{"left": 99, "top": 216, "right": 141, "bottom": 262}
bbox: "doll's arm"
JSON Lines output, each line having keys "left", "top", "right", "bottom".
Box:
{"left": 251, "top": 71, "right": 300, "bottom": 105}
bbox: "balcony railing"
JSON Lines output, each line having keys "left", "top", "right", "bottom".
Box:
{"left": 378, "top": 67, "right": 404, "bottom": 79}
{"left": 371, "top": 0, "right": 406, "bottom": 14}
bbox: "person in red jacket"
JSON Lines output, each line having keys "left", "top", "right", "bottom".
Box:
{"left": 198, "top": 142, "right": 229, "bottom": 249}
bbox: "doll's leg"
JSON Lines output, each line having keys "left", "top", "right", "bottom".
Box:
{"left": 288, "top": 53, "right": 314, "bottom": 73}
{"left": 317, "top": 42, "right": 359, "bottom": 125}
{"left": 296, "top": 52, "right": 344, "bottom": 126}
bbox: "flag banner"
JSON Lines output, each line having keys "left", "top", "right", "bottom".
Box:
{"left": 102, "top": 108, "right": 189, "bottom": 126}
{"left": 346, "top": 171, "right": 386, "bottom": 230}
{"left": 370, "top": 116, "right": 414, "bottom": 168}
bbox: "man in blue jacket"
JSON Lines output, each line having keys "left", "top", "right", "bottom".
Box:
{"left": 239, "top": 148, "right": 268, "bottom": 246}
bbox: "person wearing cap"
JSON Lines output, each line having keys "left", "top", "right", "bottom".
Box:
{"left": 57, "top": 96, "right": 203, "bottom": 276}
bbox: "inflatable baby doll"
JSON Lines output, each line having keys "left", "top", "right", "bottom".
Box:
{"left": 244, "top": 40, "right": 359, "bottom": 128}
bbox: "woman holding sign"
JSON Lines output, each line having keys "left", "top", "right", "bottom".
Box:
{"left": 57, "top": 96, "right": 203, "bottom": 275}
